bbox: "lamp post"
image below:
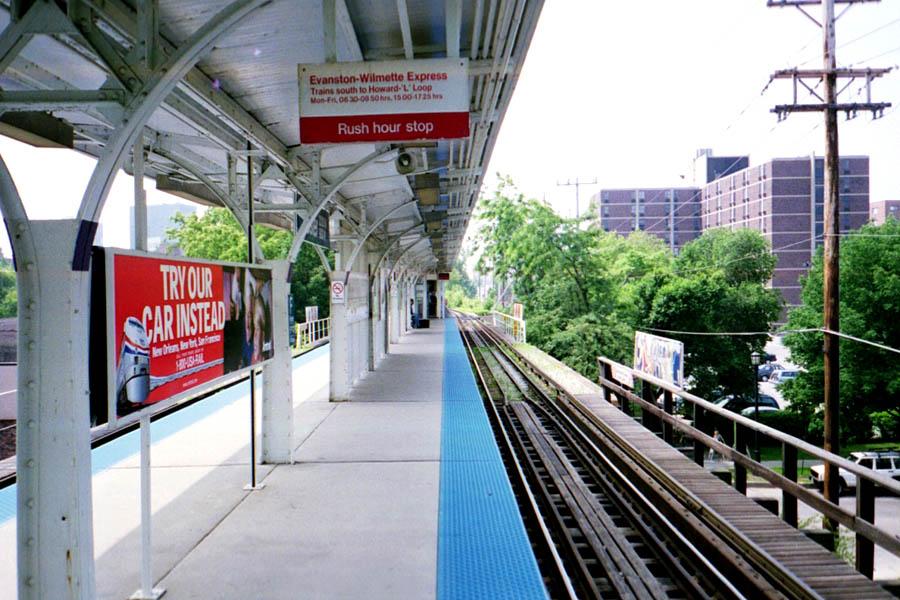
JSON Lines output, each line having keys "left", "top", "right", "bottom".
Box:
{"left": 751, "top": 351, "right": 762, "bottom": 461}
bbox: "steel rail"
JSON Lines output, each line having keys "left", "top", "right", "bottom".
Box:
{"left": 466, "top": 318, "right": 752, "bottom": 600}
{"left": 461, "top": 313, "right": 828, "bottom": 600}
{"left": 457, "top": 317, "right": 577, "bottom": 600}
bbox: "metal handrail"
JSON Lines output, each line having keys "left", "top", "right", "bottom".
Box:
{"left": 490, "top": 310, "right": 527, "bottom": 343}
{"left": 597, "top": 355, "right": 900, "bottom": 578}
{"left": 598, "top": 357, "right": 900, "bottom": 494}
{"left": 294, "top": 317, "right": 331, "bottom": 352}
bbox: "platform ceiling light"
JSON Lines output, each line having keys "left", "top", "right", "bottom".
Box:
{"left": 415, "top": 173, "right": 440, "bottom": 205}
{"left": 0, "top": 112, "right": 73, "bottom": 148}
{"left": 156, "top": 174, "right": 221, "bottom": 207}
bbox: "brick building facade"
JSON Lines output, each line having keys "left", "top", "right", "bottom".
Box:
{"left": 591, "top": 155, "right": 870, "bottom": 310}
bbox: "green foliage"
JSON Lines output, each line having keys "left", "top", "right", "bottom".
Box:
{"left": 166, "top": 207, "right": 331, "bottom": 321}
{"left": 755, "top": 410, "right": 809, "bottom": 440}
{"left": 445, "top": 255, "right": 484, "bottom": 314}
{"left": 0, "top": 262, "right": 15, "bottom": 317}
{"left": 783, "top": 219, "right": 900, "bottom": 442}
{"left": 869, "top": 410, "right": 900, "bottom": 441}
{"left": 167, "top": 208, "right": 292, "bottom": 262}
{"left": 644, "top": 234, "right": 781, "bottom": 399}
{"left": 475, "top": 178, "right": 781, "bottom": 398}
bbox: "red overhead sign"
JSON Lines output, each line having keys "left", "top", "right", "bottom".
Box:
{"left": 298, "top": 58, "right": 470, "bottom": 144}
{"left": 106, "top": 251, "right": 273, "bottom": 424}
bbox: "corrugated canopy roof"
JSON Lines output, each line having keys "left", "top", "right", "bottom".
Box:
{"left": 0, "top": 0, "right": 543, "bottom": 272}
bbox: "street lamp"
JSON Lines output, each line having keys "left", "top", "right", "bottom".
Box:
{"left": 751, "top": 351, "right": 762, "bottom": 460}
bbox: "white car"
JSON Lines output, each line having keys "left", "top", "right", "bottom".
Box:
{"left": 769, "top": 369, "right": 800, "bottom": 385}
{"left": 810, "top": 451, "right": 900, "bottom": 493}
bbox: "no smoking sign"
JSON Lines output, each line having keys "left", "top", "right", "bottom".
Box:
{"left": 331, "top": 280, "right": 346, "bottom": 304}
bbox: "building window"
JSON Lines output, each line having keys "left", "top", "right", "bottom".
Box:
{"left": 841, "top": 158, "right": 851, "bottom": 175}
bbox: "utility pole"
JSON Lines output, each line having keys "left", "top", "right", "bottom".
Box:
{"left": 767, "top": 0, "right": 890, "bottom": 537}
{"left": 556, "top": 177, "right": 598, "bottom": 218}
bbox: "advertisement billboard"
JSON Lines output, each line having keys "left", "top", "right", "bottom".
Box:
{"left": 298, "top": 58, "right": 470, "bottom": 143}
{"left": 633, "top": 331, "right": 684, "bottom": 387}
{"left": 106, "top": 251, "right": 273, "bottom": 424}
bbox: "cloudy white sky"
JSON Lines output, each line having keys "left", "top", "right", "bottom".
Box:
{"left": 485, "top": 0, "right": 900, "bottom": 218}
{"left": 0, "top": 0, "right": 897, "bottom": 257}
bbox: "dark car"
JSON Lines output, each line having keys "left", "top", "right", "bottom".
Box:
{"left": 757, "top": 362, "right": 783, "bottom": 381}
{"left": 714, "top": 393, "right": 780, "bottom": 413}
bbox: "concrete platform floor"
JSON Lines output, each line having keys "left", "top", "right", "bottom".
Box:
{"left": 0, "top": 323, "right": 446, "bottom": 599}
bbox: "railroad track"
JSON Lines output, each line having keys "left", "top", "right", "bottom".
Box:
{"left": 455, "top": 312, "right": 824, "bottom": 600}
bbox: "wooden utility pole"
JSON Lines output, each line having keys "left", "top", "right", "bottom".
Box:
{"left": 556, "top": 177, "right": 598, "bottom": 218}
{"left": 767, "top": 0, "right": 890, "bottom": 531}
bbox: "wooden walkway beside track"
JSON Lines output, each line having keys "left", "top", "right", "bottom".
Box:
{"left": 522, "top": 346, "right": 893, "bottom": 600}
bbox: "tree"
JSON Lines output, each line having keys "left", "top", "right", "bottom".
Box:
{"left": 474, "top": 179, "right": 782, "bottom": 391}
{"left": 0, "top": 262, "right": 15, "bottom": 317}
{"left": 166, "top": 207, "right": 332, "bottom": 321}
{"left": 783, "top": 219, "right": 900, "bottom": 441}
{"left": 643, "top": 229, "right": 781, "bottom": 400}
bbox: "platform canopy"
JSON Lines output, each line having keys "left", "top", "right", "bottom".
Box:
{"left": 0, "top": 0, "right": 543, "bottom": 273}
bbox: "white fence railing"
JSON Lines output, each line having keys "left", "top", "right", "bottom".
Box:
{"left": 294, "top": 317, "right": 331, "bottom": 352}
{"left": 491, "top": 310, "right": 527, "bottom": 343}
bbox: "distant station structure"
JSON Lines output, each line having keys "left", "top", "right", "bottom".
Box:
{"left": 0, "top": 1, "right": 542, "bottom": 597}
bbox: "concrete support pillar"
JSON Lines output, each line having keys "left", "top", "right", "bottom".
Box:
{"left": 330, "top": 238, "right": 369, "bottom": 401}
{"left": 16, "top": 220, "right": 96, "bottom": 599}
{"left": 389, "top": 273, "right": 400, "bottom": 345}
{"left": 437, "top": 280, "right": 446, "bottom": 319}
{"left": 262, "top": 259, "right": 293, "bottom": 463}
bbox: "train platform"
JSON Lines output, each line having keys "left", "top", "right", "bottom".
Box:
{"left": 0, "top": 319, "right": 547, "bottom": 599}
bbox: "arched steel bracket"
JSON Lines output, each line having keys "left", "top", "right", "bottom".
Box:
{"left": 314, "top": 245, "right": 332, "bottom": 280}
{"left": 0, "top": 153, "right": 32, "bottom": 266}
{"left": 287, "top": 146, "right": 398, "bottom": 263}
{"left": 340, "top": 198, "right": 417, "bottom": 284}
{"left": 387, "top": 237, "right": 428, "bottom": 284}
{"left": 72, "top": 0, "right": 268, "bottom": 270}
{"left": 152, "top": 146, "right": 265, "bottom": 262}
{"left": 368, "top": 223, "right": 424, "bottom": 290}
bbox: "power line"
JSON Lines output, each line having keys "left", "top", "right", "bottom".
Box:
{"left": 643, "top": 327, "right": 900, "bottom": 357}
{"left": 644, "top": 327, "right": 815, "bottom": 337}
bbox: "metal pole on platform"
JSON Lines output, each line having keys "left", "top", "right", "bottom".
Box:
{"left": 131, "top": 140, "right": 164, "bottom": 600}
{"left": 245, "top": 143, "right": 262, "bottom": 491}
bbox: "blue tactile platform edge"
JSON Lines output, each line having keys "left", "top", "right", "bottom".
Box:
{"left": 0, "top": 344, "right": 330, "bottom": 525}
{"left": 437, "top": 319, "right": 547, "bottom": 600}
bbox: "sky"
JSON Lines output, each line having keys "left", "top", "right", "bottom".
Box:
{"left": 0, "top": 0, "right": 897, "bottom": 257}
{"left": 484, "top": 0, "right": 900, "bottom": 219}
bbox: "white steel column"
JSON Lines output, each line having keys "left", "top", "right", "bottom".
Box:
{"left": 262, "top": 259, "right": 294, "bottom": 463}
{"left": 133, "top": 140, "right": 148, "bottom": 252}
{"left": 330, "top": 241, "right": 369, "bottom": 400}
{"left": 384, "top": 270, "right": 393, "bottom": 352}
{"left": 16, "top": 220, "right": 95, "bottom": 600}
{"left": 437, "top": 279, "right": 446, "bottom": 319}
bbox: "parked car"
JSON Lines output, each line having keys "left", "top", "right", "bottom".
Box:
{"left": 740, "top": 405, "right": 781, "bottom": 418}
{"left": 757, "top": 362, "right": 784, "bottom": 381}
{"left": 769, "top": 369, "right": 800, "bottom": 385}
{"left": 714, "top": 393, "right": 780, "bottom": 414}
{"left": 809, "top": 451, "right": 900, "bottom": 493}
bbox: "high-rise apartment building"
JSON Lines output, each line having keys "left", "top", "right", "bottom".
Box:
{"left": 592, "top": 188, "right": 703, "bottom": 254}
{"left": 870, "top": 199, "right": 900, "bottom": 225}
{"left": 700, "top": 156, "right": 869, "bottom": 308}
{"left": 590, "top": 154, "right": 870, "bottom": 311}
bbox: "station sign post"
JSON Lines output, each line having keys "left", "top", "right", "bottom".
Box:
{"left": 298, "top": 58, "right": 470, "bottom": 144}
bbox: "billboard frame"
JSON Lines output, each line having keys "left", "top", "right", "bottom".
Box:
{"left": 103, "top": 248, "right": 273, "bottom": 431}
